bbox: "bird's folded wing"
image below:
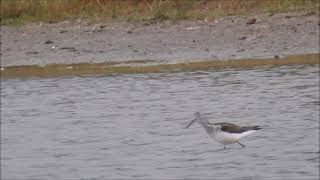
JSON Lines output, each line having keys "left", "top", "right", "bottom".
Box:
{"left": 214, "top": 122, "right": 260, "bottom": 133}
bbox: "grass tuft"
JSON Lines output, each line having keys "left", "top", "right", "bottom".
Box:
{"left": 1, "top": 0, "right": 319, "bottom": 25}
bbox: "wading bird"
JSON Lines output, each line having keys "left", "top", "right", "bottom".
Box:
{"left": 185, "top": 112, "right": 261, "bottom": 149}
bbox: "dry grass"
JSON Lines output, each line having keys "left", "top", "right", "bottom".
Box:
{"left": 1, "top": 0, "right": 319, "bottom": 25}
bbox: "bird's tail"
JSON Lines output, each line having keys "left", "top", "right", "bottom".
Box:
{"left": 251, "top": 126, "right": 262, "bottom": 130}
{"left": 243, "top": 126, "right": 262, "bottom": 131}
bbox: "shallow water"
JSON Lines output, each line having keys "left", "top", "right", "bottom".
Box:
{"left": 1, "top": 65, "right": 319, "bottom": 179}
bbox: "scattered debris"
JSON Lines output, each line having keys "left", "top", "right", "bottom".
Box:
{"left": 91, "top": 24, "right": 106, "bottom": 32}
{"left": 236, "top": 49, "right": 245, "bottom": 52}
{"left": 59, "top": 30, "right": 68, "bottom": 33}
{"left": 285, "top": 15, "right": 294, "bottom": 19}
{"left": 256, "top": 35, "right": 264, "bottom": 39}
{"left": 303, "top": 11, "right": 316, "bottom": 17}
{"left": 185, "top": 27, "right": 200, "bottom": 30}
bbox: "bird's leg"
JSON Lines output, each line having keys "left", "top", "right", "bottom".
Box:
{"left": 224, "top": 146, "right": 226, "bottom": 149}
{"left": 237, "top": 142, "right": 245, "bottom": 147}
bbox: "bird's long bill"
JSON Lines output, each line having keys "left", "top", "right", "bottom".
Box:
{"left": 185, "top": 118, "right": 197, "bottom": 129}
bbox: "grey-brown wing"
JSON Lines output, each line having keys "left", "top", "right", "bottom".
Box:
{"left": 213, "top": 122, "right": 261, "bottom": 133}
{"left": 219, "top": 123, "right": 244, "bottom": 133}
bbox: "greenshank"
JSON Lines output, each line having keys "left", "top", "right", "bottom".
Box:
{"left": 185, "top": 112, "right": 261, "bottom": 149}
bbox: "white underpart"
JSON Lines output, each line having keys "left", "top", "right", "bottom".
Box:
{"left": 210, "top": 130, "right": 257, "bottom": 145}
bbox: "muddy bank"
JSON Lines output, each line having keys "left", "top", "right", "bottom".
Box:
{"left": 1, "top": 53, "right": 318, "bottom": 79}
{"left": 1, "top": 11, "right": 319, "bottom": 67}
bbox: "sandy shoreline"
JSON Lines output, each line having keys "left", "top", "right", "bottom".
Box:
{"left": 1, "top": 11, "right": 319, "bottom": 67}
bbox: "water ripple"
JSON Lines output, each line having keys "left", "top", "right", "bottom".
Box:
{"left": 1, "top": 65, "right": 319, "bottom": 179}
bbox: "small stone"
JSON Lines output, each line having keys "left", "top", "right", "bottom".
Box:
{"left": 48, "top": 20, "right": 58, "bottom": 24}
{"left": 291, "top": 27, "right": 298, "bottom": 32}
{"left": 246, "top": 18, "right": 256, "bottom": 25}
{"left": 59, "top": 30, "right": 68, "bottom": 33}
{"left": 239, "top": 36, "right": 247, "bottom": 40}
{"left": 26, "top": 51, "right": 39, "bottom": 55}
{"left": 44, "top": 40, "right": 53, "bottom": 44}
{"left": 59, "top": 47, "right": 77, "bottom": 52}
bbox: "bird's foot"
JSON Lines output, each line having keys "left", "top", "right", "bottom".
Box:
{"left": 237, "top": 142, "right": 245, "bottom": 148}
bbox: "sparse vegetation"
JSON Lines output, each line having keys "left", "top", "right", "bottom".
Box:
{"left": 1, "top": 0, "right": 319, "bottom": 25}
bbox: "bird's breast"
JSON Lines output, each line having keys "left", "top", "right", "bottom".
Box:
{"left": 211, "top": 131, "right": 245, "bottom": 144}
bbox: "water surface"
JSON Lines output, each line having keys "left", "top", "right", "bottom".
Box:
{"left": 1, "top": 65, "right": 319, "bottom": 179}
